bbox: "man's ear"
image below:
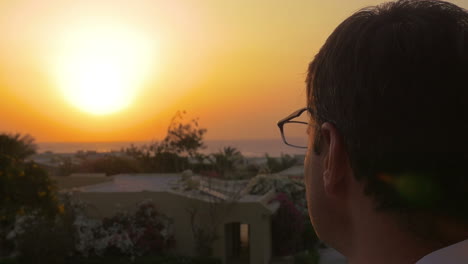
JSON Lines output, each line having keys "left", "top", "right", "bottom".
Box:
{"left": 320, "top": 122, "right": 350, "bottom": 197}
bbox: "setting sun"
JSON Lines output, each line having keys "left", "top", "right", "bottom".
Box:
{"left": 53, "top": 22, "right": 155, "bottom": 115}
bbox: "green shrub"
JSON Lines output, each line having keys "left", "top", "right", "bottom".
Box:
{"left": 302, "top": 216, "right": 319, "bottom": 251}
{"left": 272, "top": 193, "right": 304, "bottom": 256}
{"left": 294, "top": 250, "right": 320, "bottom": 264}
{"left": 62, "top": 255, "right": 221, "bottom": 264}
{"left": 191, "top": 256, "right": 222, "bottom": 264}
{"left": 0, "top": 258, "right": 18, "bottom": 264}
{"left": 0, "top": 139, "right": 62, "bottom": 259}
{"left": 78, "top": 155, "right": 143, "bottom": 176}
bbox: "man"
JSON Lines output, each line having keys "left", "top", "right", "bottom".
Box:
{"left": 278, "top": 0, "right": 467, "bottom": 263}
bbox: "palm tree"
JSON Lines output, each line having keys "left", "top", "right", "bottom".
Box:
{"left": 211, "top": 146, "right": 244, "bottom": 177}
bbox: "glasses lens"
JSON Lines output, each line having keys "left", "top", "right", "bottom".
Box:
{"left": 283, "top": 121, "right": 308, "bottom": 147}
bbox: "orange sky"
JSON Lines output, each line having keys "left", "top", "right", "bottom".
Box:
{"left": 1, "top": 0, "right": 467, "bottom": 142}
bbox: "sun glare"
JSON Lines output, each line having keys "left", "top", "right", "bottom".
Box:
{"left": 54, "top": 23, "right": 154, "bottom": 115}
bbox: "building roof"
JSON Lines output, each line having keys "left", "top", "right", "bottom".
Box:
{"left": 74, "top": 173, "right": 280, "bottom": 213}
{"left": 79, "top": 174, "right": 180, "bottom": 192}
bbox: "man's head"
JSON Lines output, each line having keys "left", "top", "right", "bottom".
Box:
{"left": 304, "top": 0, "right": 468, "bottom": 250}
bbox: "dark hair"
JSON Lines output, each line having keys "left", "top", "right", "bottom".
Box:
{"left": 307, "top": 0, "right": 468, "bottom": 220}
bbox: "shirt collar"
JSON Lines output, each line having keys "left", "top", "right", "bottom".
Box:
{"left": 416, "top": 239, "right": 468, "bottom": 264}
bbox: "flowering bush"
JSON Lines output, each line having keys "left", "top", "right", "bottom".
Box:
{"left": 133, "top": 201, "right": 175, "bottom": 254}
{"left": 3, "top": 196, "right": 175, "bottom": 262}
{"left": 74, "top": 199, "right": 174, "bottom": 258}
{"left": 271, "top": 192, "right": 305, "bottom": 256}
{"left": 0, "top": 162, "right": 73, "bottom": 262}
{"left": 10, "top": 213, "right": 75, "bottom": 263}
{"left": 5, "top": 195, "right": 77, "bottom": 263}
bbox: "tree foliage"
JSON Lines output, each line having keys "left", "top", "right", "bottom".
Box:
{"left": 0, "top": 133, "right": 37, "bottom": 160}
{"left": 0, "top": 134, "right": 60, "bottom": 257}
{"left": 0, "top": 157, "right": 58, "bottom": 221}
{"left": 265, "top": 154, "right": 297, "bottom": 173}
{"left": 124, "top": 111, "right": 207, "bottom": 173}
{"left": 162, "top": 111, "right": 207, "bottom": 158}
{"left": 0, "top": 134, "right": 58, "bottom": 221}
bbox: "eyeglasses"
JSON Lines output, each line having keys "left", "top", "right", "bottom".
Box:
{"left": 277, "top": 107, "right": 312, "bottom": 149}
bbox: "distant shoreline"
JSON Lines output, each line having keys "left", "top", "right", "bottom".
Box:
{"left": 37, "top": 139, "right": 306, "bottom": 157}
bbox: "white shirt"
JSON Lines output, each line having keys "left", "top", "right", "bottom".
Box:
{"left": 416, "top": 239, "right": 468, "bottom": 264}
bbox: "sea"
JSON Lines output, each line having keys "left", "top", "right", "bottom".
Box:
{"left": 37, "top": 139, "right": 306, "bottom": 158}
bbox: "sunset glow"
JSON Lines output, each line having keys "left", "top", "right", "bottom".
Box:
{"left": 1, "top": 0, "right": 467, "bottom": 142}
{"left": 53, "top": 23, "right": 155, "bottom": 115}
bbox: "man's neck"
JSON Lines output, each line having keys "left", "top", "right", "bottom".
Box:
{"left": 346, "top": 214, "right": 431, "bottom": 263}
{"left": 343, "top": 209, "right": 467, "bottom": 264}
